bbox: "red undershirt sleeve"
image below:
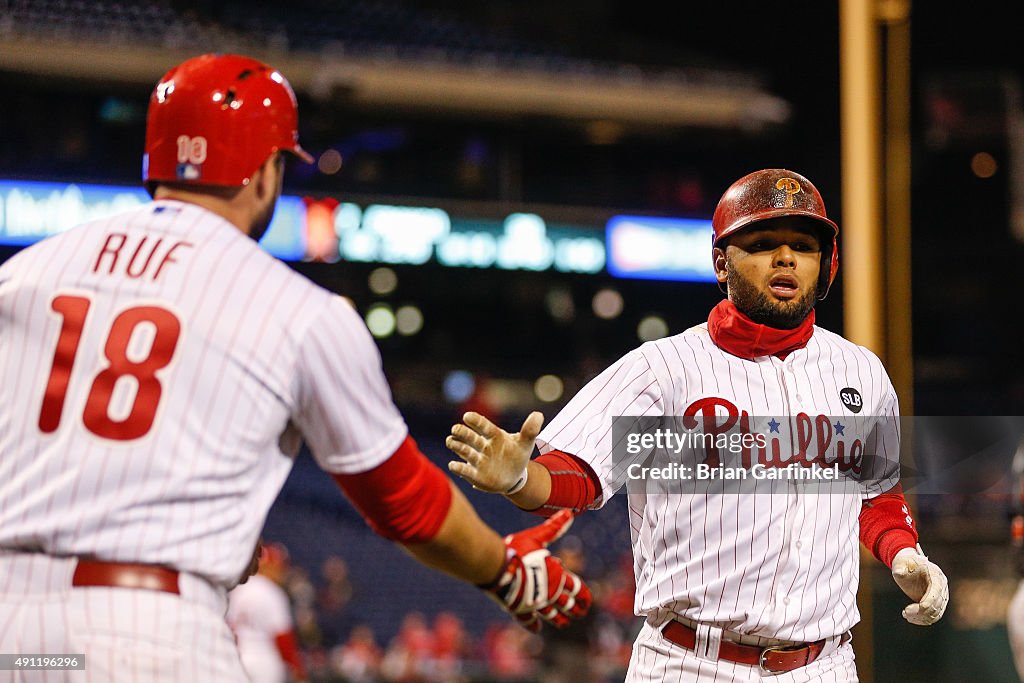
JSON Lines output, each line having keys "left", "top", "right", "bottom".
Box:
{"left": 859, "top": 483, "right": 919, "bottom": 567}
{"left": 331, "top": 435, "right": 453, "bottom": 543}
{"left": 527, "top": 450, "right": 602, "bottom": 517}
{"left": 274, "top": 630, "right": 306, "bottom": 679}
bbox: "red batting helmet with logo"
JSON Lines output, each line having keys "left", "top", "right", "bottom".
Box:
{"left": 143, "top": 54, "right": 313, "bottom": 189}
{"left": 711, "top": 169, "right": 839, "bottom": 300}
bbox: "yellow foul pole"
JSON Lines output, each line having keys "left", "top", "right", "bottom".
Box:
{"left": 840, "top": 2, "right": 915, "bottom": 682}
{"left": 841, "top": 0, "right": 885, "bottom": 356}
{"left": 840, "top": 2, "right": 886, "bottom": 682}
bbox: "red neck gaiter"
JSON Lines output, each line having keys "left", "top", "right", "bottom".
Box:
{"left": 707, "top": 300, "right": 815, "bottom": 360}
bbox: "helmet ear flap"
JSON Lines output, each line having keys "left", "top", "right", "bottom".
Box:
{"left": 817, "top": 235, "right": 839, "bottom": 300}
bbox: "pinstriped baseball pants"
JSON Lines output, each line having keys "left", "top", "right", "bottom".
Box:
{"left": 625, "top": 618, "right": 859, "bottom": 682}
{"left": 0, "top": 551, "right": 250, "bottom": 683}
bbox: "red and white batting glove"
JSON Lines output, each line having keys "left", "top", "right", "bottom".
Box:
{"left": 478, "top": 510, "right": 592, "bottom": 632}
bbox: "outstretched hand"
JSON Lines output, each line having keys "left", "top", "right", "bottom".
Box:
{"left": 479, "top": 510, "right": 592, "bottom": 632}
{"left": 447, "top": 411, "right": 543, "bottom": 494}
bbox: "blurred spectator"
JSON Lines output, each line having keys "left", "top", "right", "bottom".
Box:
{"left": 598, "top": 552, "right": 637, "bottom": 622}
{"left": 331, "top": 624, "right": 384, "bottom": 683}
{"left": 380, "top": 612, "right": 435, "bottom": 682}
{"left": 320, "top": 555, "right": 355, "bottom": 613}
{"left": 227, "top": 542, "right": 308, "bottom": 683}
{"left": 481, "top": 622, "right": 538, "bottom": 681}
{"left": 429, "top": 612, "right": 471, "bottom": 682}
{"left": 285, "top": 565, "right": 324, "bottom": 649}
{"left": 593, "top": 552, "right": 640, "bottom": 678}
{"left": 318, "top": 554, "right": 355, "bottom": 643}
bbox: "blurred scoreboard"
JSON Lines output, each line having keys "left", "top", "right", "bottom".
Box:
{"left": 0, "top": 179, "right": 715, "bottom": 282}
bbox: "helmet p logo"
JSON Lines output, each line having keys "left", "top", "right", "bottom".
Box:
{"left": 775, "top": 177, "right": 802, "bottom": 208}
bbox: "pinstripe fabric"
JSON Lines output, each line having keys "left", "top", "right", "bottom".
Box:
{"left": 0, "top": 551, "right": 247, "bottom": 683}
{"left": 0, "top": 200, "right": 406, "bottom": 586}
{"left": 537, "top": 322, "right": 900, "bottom": 654}
{"left": 625, "top": 620, "right": 859, "bottom": 682}
{"left": 0, "top": 200, "right": 408, "bottom": 680}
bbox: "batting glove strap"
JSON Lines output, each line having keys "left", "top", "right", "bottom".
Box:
{"left": 479, "top": 550, "right": 590, "bottom": 632}
{"left": 503, "top": 468, "right": 529, "bottom": 496}
{"left": 484, "top": 547, "right": 550, "bottom": 613}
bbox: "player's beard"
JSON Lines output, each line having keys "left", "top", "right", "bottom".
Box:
{"left": 250, "top": 156, "right": 285, "bottom": 243}
{"left": 726, "top": 258, "right": 818, "bottom": 329}
{"left": 249, "top": 198, "right": 277, "bottom": 243}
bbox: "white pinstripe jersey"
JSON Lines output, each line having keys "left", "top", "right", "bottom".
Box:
{"left": 537, "top": 322, "right": 900, "bottom": 642}
{"left": 0, "top": 200, "right": 407, "bottom": 587}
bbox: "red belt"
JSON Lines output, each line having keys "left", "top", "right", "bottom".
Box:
{"left": 72, "top": 560, "right": 180, "bottom": 595}
{"left": 661, "top": 620, "right": 837, "bottom": 674}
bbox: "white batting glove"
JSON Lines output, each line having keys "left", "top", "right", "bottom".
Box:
{"left": 892, "top": 544, "right": 949, "bottom": 626}
{"left": 446, "top": 411, "right": 542, "bottom": 494}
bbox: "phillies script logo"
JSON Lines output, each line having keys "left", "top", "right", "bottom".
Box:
{"left": 682, "top": 397, "right": 863, "bottom": 475}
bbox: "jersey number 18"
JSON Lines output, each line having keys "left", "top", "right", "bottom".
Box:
{"left": 38, "top": 293, "right": 182, "bottom": 441}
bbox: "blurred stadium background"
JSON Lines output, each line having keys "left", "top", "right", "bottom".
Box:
{"left": 2, "top": 1, "right": 1024, "bottom": 681}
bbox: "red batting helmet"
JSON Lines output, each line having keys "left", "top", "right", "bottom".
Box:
{"left": 143, "top": 54, "right": 313, "bottom": 189}
{"left": 711, "top": 169, "right": 839, "bottom": 300}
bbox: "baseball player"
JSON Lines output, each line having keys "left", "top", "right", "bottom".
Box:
{"left": 1006, "top": 437, "right": 1024, "bottom": 680}
{"left": 447, "top": 169, "right": 949, "bottom": 681}
{"left": 0, "top": 54, "right": 589, "bottom": 683}
{"left": 226, "top": 543, "right": 306, "bottom": 683}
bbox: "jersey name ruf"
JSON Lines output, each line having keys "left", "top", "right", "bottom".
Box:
{"left": 0, "top": 201, "right": 407, "bottom": 587}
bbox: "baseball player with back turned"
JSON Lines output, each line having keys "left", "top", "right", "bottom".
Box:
{"left": 226, "top": 543, "right": 307, "bottom": 683}
{"left": 0, "top": 53, "right": 589, "bottom": 683}
{"left": 447, "top": 169, "right": 949, "bottom": 681}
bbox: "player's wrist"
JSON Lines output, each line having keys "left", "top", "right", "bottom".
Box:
{"left": 477, "top": 547, "right": 515, "bottom": 590}
{"left": 503, "top": 467, "right": 529, "bottom": 495}
{"left": 892, "top": 547, "right": 917, "bottom": 564}
{"left": 895, "top": 542, "right": 928, "bottom": 560}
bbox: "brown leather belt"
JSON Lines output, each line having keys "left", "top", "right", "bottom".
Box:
{"left": 72, "top": 560, "right": 180, "bottom": 595}
{"left": 661, "top": 620, "right": 839, "bottom": 674}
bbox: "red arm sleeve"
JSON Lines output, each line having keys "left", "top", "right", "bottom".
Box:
{"left": 332, "top": 436, "right": 453, "bottom": 543}
{"left": 274, "top": 630, "right": 306, "bottom": 680}
{"left": 859, "top": 483, "right": 919, "bottom": 567}
{"left": 527, "top": 450, "right": 602, "bottom": 517}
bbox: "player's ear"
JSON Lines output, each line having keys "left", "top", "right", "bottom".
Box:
{"left": 713, "top": 246, "right": 728, "bottom": 285}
